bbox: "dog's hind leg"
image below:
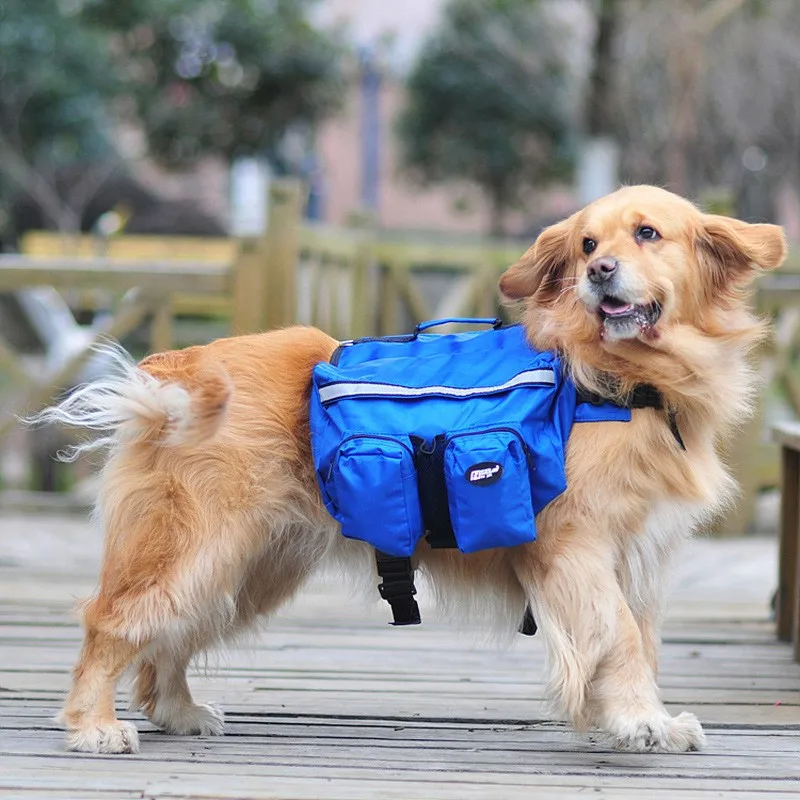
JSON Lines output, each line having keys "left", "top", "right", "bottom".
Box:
{"left": 58, "top": 622, "right": 143, "bottom": 754}
{"left": 131, "top": 647, "right": 224, "bottom": 736}
{"left": 129, "top": 529, "right": 323, "bottom": 739}
{"left": 58, "top": 475, "right": 231, "bottom": 753}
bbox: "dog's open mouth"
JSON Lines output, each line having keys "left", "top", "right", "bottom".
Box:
{"left": 598, "top": 297, "right": 662, "bottom": 330}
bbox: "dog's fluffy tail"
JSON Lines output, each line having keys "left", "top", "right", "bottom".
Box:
{"left": 29, "top": 343, "right": 231, "bottom": 461}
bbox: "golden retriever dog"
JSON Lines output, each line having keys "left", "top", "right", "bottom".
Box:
{"left": 40, "top": 185, "right": 786, "bottom": 755}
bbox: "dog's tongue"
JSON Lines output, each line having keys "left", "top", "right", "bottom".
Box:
{"left": 600, "top": 299, "right": 634, "bottom": 316}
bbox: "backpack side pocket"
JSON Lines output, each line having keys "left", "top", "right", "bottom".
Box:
{"left": 444, "top": 428, "right": 536, "bottom": 553}
{"left": 329, "top": 435, "right": 424, "bottom": 557}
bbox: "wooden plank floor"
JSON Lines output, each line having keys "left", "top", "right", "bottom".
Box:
{"left": 1, "top": 513, "right": 799, "bottom": 799}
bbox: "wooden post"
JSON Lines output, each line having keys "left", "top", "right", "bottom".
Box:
{"left": 149, "top": 297, "right": 174, "bottom": 353}
{"left": 377, "top": 263, "right": 397, "bottom": 336}
{"left": 263, "top": 178, "right": 305, "bottom": 330}
{"left": 714, "top": 414, "right": 763, "bottom": 537}
{"left": 777, "top": 444, "right": 800, "bottom": 643}
{"left": 347, "top": 213, "right": 377, "bottom": 339}
{"left": 231, "top": 238, "right": 267, "bottom": 335}
{"left": 478, "top": 267, "right": 502, "bottom": 318}
{"left": 350, "top": 248, "right": 370, "bottom": 339}
{"left": 772, "top": 423, "right": 800, "bottom": 659}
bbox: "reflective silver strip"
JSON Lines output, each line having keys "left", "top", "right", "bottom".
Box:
{"left": 318, "top": 368, "right": 555, "bottom": 404}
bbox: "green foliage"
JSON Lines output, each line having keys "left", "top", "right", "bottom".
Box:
{"left": 81, "top": 0, "right": 346, "bottom": 166}
{"left": 398, "top": 0, "right": 575, "bottom": 234}
{"left": 0, "top": 0, "right": 345, "bottom": 234}
{"left": 0, "top": 0, "right": 119, "bottom": 167}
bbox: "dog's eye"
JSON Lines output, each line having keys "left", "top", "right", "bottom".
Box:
{"left": 582, "top": 237, "right": 597, "bottom": 255}
{"left": 636, "top": 225, "right": 661, "bottom": 242}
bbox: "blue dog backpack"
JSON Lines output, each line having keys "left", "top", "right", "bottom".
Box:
{"left": 309, "top": 318, "right": 633, "bottom": 561}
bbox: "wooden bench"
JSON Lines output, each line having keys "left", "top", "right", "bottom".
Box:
{"left": 773, "top": 422, "right": 800, "bottom": 661}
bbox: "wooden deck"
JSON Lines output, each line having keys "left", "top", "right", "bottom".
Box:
{"left": 1, "top": 513, "right": 799, "bottom": 799}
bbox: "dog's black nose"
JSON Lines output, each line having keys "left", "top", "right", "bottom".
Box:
{"left": 587, "top": 257, "right": 618, "bottom": 284}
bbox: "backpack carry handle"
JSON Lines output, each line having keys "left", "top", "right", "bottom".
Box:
{"left": 414, "top": 318, "right": 503, "bottom": 335}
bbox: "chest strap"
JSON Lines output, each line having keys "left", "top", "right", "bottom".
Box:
{"left": 575, "top": 383, "right": 685, "bottom": 450}
{"left": 576, "top": 383, "right": 661, "bottom": 409}
{"left": 373, "top": 382, "right": 683, "bottom": 630}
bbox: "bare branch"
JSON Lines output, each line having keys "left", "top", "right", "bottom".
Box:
{"left": 0, "top": 131, "right": 65, "bottom": 229}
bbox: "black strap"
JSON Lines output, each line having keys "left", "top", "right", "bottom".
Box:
{"left": 576, "top": 382, "right": 685, "bottom": 450}
{"left": 410, "top": 434, "right": 458, "bottom": 548}
{"left": 576, "top": 382, "right": 663, "bottom": 410}
{"left": 375, "top": 551, "right": 421, "bottom": 626}
{"left": 668, "top": 409, "right": 686, "bottom": 450}
{"left": 519, "top": 605, "right": 538, "bottom": 636}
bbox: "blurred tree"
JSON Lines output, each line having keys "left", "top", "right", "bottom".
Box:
{"left": 82, "top": 0, "right": 346, "bottom": 168}
{"left": 0, "top": 0, "right": 122, "bottom": 232}
{"left": 0, "top": 0, "right": 344, "bottom": 237}
{"left": 612, "top": 0, "right": 796, "bottom": 220}
{"left": 398, "top": 0, "right": 575, "bottom": 236}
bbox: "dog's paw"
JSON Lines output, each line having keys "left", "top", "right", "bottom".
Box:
{"left": 153, "top": 702, "right": 225, "bottom": 736}
{"left": 609, "top": 711, "right": 705, "bottom": 753}
{"left": 66, "top": 720, "right": 140, "bottom": 754}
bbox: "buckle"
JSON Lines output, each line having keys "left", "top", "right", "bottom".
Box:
{"left": 374, "top": 550, "right": 422, "bottom": 625}
{"left": 378, "top": 578, "right": 417, "bottom": 601}
{"left": 581, "top": 391, "right": 605, "bottom": 406}
{"left": 386, "top": 596, "right": 422, "bottom": 626}
{"left": 628, "top": 384, "right": 664, "bottom": 410}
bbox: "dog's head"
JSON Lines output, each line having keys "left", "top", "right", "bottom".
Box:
{"left": 500, "top": 186, "right": 787, "bottom": 350}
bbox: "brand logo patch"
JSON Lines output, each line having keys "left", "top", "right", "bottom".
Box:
{"left": 466, "top": 461, "right": 503, "bottom": 486}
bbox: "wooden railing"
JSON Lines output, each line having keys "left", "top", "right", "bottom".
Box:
{"left": 297, "top": 226, "right": 522, "bottom": 340}
{"left": 17, "top": 183, "right": 522, "bottom": 341}
{"left": 0, "top": 180, "right": 522, "bottom": 480}
{"left": 0, "top": 256, "right": 230, "bottom": 441}
{"left": 14, "top": 183, "right": 524, "bottom": 351}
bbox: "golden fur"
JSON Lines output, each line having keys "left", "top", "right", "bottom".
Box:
{"left": 42, "top": 186, "right": 786, "bottom": 755}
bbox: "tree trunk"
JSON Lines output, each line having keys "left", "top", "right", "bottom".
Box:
{"left": 578, "top": 0, "right": 620, "bottom": 205}
{"left": 665, "top": 0, "right": 751, "bottom": 197}
{"left": 665, "top": 18, "right": 698, "bottom": 197}
{"left": 488, "top": 189, "right": 507, "bottom": 238}
{"left": 586, "top": 0, "right": 619, "bottom": 138}
{"left": 58, "top": 207, "right": 81, "bottom": 234}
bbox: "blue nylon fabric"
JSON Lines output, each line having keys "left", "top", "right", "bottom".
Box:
{"left": 309, "top": 323, "right": 629, "bottom": 557}
{"left": 574, "top": 403, "right": 631, "bottom": 423}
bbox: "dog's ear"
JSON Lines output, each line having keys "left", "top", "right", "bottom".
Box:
{"left": 499, "top": 216, "right": 576, "bottom": 301}
{"left": 698, "top": 215, "right": 787, "bottom": 293}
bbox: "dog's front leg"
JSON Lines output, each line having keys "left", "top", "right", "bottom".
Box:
{"left": 630, "top": 606, "right": 661, "bottom": 679}
{"left": 515, "top": 537, "right": 705, "bottom": 752}
{"left": 586, "top": 608, "right": 704, "bottom": 752}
